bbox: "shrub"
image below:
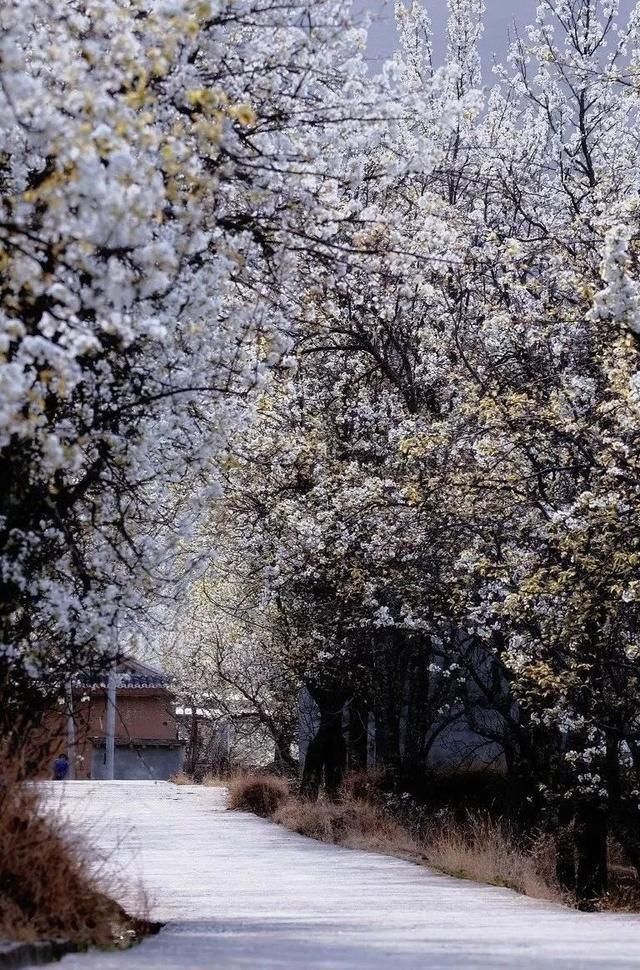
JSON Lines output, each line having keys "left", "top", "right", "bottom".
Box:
{"left": 424, "top": 813, "right": 560, "bottom": 902}
{"left": 232, "top": 772, "right": 564, "bottom": 905}
{"left": 274, "top": 797, "right": 338, "bottom": 841}
{"left": 597, "top": 839, "right": 640, "bottom": 911}
{"left": 0, "top": 757, "right": 143, "bottom": 944}
{"left": 340, "top": 769, "right": 389, "bottom": 805}
{"left": 201, "top": 774, "right": 228, "bottom": 788}
{"left": 169, "top": 770, "right": 193, "bottom": 785}
{"left": 274, "top": 794, "right": 416, "bottom": 855}
{"left": 227, "top": 773, "right": 289, "bottom": 817}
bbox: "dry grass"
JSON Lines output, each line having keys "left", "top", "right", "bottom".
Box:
{"left": 201, "top": 773, "right": 228, "bottom": 787}
{"left": 598, "top": 841, "right": 640, "bottom": 911}
{"left": 0, "top": 755, "right": 150, "bottom": 945}
{"left": 228, "top": 771, "right": 565, "bottom": 905}
{"left": 170, "top": 771, "right": 228, "bottom": 787}
{"left": 227, "top": 772, "right": 290, "bottom": 817}
{"left": 601, "top": 882, "right": 640, "bottom": 912}
{"left": 226, "top": 771, "right": 640, "bottom": 912}
{"left": 423, "top": 813, "right": 559, "bottom": 902}
{"left": 274, "top": 795, "right": 416, "bottom": 855}
{"left": 340, "top": 768, "right": 388, "bottom": 805}
{"left": 169, "top": 770, "right": 193, "bottom": 785}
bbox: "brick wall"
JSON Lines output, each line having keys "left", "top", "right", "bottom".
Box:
{"left": 41, "top": 687, "right": 180, "bottom": 779}
{"left": 81, "top": 688, "right": 178, "bottom": 742}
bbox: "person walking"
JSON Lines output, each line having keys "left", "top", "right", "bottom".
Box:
{"left": 52, "top": 752, "right": 70, "bottom": 780}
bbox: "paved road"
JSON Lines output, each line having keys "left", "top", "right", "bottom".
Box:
{"left": 38, "top": 781, "right": 640, "bottom": 968}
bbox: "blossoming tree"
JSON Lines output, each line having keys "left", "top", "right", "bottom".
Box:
{"left": 0, "top": 0, "right": 376, "bottom": 740}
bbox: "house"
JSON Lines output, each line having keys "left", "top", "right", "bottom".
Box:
{"left": 174, "top": 702, "right": 278, "bottom": 779}
{"left": 45, "top": 657, "right": 184, "bottom": 780}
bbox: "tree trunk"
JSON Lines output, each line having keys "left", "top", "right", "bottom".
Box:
{"left": 346, "top": 699, "right": 368, "bottom": 774}
{"left": 555, "top": 801, "right": 576, "bottom": 893}
{"left": 402, "top": 640, "right": 429, "bottom": 777}
{"left": 187, "top": 698, "right": 199, "bottom": 777}
{"left": 575, "top": 801, "right": 608, "bottom": 907}
{"left": 301, "top": 687, "right": 347, "bottom": 800}
{"left": 373, "top": 632, "right": 407, "bottom": 774}
{"left": 274, "top": 735, "right": 297, "bottom": 775}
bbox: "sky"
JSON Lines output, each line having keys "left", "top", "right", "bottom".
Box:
{"left": 362, "top": 0, "right": 635, "bottom": 69}
{"left": 363, "top": 0, "right": 539, "bottom": 67}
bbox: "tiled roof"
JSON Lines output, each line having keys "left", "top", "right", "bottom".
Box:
{"left": 75, "top": 656, "right": 173, "bottom": 691}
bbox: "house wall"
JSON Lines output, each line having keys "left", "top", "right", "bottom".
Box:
{"left": 41, "top": 687, "right": 182, "bottom": 780}
{"left": 91, "top": 745, "right": 183, "bottom": 781}
{"left": 80, "top": 689, "right": 177, "bottom": 742}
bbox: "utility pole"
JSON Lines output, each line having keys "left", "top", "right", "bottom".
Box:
{"left": 66, "top": 680, "right": 76, "bottom": 781}
{"left": 105, "top": 666, "right": 117, "bottom": 780}
{"left": 226, "top": 720, "right": 232, "bottom": 769}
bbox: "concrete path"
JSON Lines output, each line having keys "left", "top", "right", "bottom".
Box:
{"left": 38, "top": 781, "right": 640, "bottom": 969}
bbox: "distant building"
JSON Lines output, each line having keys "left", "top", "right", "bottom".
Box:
{"left": 45, "top": 657, "right": 184, "bottom": 780}
{"left": 174, "top": 703, "right": 279, "bottom": 779}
